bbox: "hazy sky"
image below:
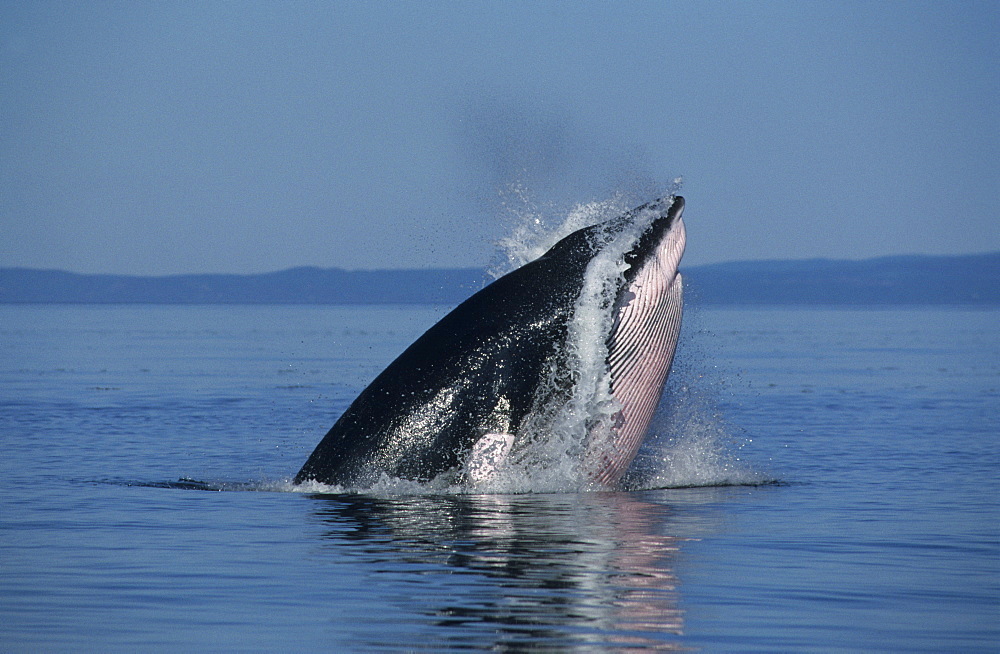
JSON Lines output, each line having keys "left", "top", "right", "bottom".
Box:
{"left": 2, "top": 1, "right": 997, "bottom": 275}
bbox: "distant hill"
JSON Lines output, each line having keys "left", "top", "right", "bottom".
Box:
{"left": 683, "top": 252, "right": 1000, "bottom": 305}
{"left": 0, "top": 267, "right": 490, "bottom": 305}
{"left": 1, "top": 253, "right": 998, "bottom": 305}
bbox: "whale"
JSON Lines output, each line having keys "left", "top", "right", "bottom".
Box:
{"left": 294, "top": 195, "right": 686, "bottom": 488}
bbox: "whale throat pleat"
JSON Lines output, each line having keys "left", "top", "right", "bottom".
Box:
{"left": 594, "top": 271, "right": 684, "bottom": 484}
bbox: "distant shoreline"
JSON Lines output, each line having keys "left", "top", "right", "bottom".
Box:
{"left": 2, "top": 252, "right": 998, "bottom": 306}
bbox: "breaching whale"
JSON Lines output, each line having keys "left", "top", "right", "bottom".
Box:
{"left": 294, "top": 196, "right": 686, "bottom": 488}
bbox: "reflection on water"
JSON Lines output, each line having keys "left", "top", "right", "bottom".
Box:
{"left": 310, "top": 491, "right": 702, "bottom": 650}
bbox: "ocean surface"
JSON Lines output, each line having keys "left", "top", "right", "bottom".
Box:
{"left": 2, "top": 304, "right": 997, "bottom": 652}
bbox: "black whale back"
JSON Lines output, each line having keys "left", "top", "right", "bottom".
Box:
{"left": 294, "top": 223, "right": 603, "bottom": 486}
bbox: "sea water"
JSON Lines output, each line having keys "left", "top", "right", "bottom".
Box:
{"left": 1, "top": 304, "right": 997, "bottom": 651}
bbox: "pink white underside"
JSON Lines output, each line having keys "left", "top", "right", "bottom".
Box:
{"left": 588, "top": 267, "right": 684, "bottom": 486}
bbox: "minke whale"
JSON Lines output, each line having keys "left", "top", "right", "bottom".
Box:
{"left": 294, "top": 195, "right": 686, "bottom": 488}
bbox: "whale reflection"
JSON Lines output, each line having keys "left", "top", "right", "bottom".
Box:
{"left": 308, "top": 490, "right": 710, "bottom": 650}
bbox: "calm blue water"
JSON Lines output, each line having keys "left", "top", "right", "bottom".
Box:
{"left": 2, "top": 304, "right": 998, "bottom": 652}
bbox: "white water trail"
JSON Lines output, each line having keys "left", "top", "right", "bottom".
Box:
{"left": 476, "top": 195, "right": 669, "bottom": 493}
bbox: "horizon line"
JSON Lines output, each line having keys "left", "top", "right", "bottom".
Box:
{"left": 3, "top": 250, "right": 998, "bottom": 278}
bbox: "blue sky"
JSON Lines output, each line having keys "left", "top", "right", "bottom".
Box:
{"left": 2, "top": 1, "right": 997, "bottom": 275}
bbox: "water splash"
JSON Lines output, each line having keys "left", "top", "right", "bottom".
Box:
{"left": 620, "top": 381, "right": 769, "bottom": 491}
{"left": 489, "top": 187, "right": 632, "bottom": 278}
